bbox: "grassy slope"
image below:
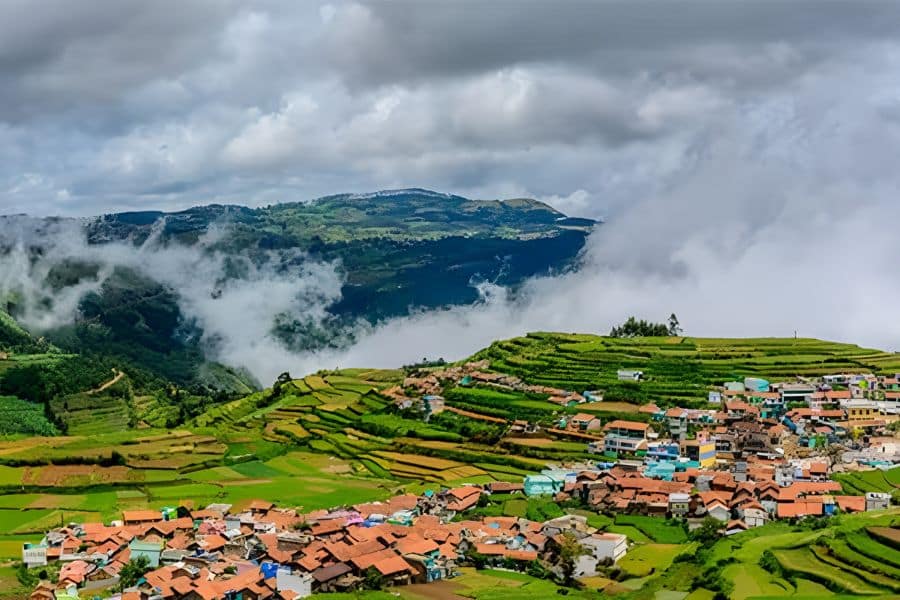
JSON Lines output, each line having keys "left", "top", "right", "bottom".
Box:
{"left": 474, "top": 333, "right": 900, "bottom": 405}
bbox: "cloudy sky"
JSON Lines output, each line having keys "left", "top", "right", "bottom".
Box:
{"left": 5, "top": 1, "right": 900, "bottom": 376}
{"left": 3, "top": 0, "right": 899, "bottom": 220}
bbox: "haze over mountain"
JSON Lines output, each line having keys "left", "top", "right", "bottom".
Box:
{"left": 0, "top": 189, "right": 593, "bottom": 385}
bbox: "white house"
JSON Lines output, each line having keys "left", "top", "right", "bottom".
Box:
{"left": 865, "top": 492, "right": 891, "bottom": 512}
{"left": 706, "top": 500, "right": 731, "bottom": 522}
{"left": 738, "top": 503, "right": 769, "bottom": 528}
{"left": 617, "top": 370, "right": 644, "bottom": 381}
{"left": 583, "top": 532, "right": 628, "bottom": 562}
{"left": 22, "top": 544, "right": 47, "bottom": 568}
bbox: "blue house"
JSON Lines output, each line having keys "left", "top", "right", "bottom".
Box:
{"left": 129, "top": 538, "right": 164, "bottom": 567}
{"left": 524, "top": 474, "right": 565, "bottom": 496}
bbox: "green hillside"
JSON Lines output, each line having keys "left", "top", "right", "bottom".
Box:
{"left": 7, "top": 189, "right": 595, "bottom": 388}
{"left": 474, "top": 333, "right": 900, "bottom": 406}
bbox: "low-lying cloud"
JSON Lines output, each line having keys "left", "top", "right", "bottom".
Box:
{"left": 0, "top": 217, "right": 344, "bottom": 383}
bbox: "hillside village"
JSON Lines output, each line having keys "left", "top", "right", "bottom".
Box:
{"left": 21, "top": 356, "right": 900, "bottom": 599}
{"left": 393, "top": 361, "right": 899, "bottom": 520}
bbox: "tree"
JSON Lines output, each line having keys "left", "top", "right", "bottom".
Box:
{"left": 689, "top": 517, "right": 722, "bottom": 546}
{"left": 363, "top": 567, "right": 385, "bottom": 590}
{"left": 117, "top": 555, "right": 151, "bottom": 591}
{"left": 556, "top": 532, "right": 586, "bottom": 583}
{"left": 667, "top": 313, "right": 683, "bottom": 336}
{"left": 609, "top": 316, "right": 670, "bottom": 338}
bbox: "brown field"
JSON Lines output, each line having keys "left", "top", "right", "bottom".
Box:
{"left": 869, "top": 526, "right": 900, "bottom": 544}
{"left": 27, "top": 494, "right": 87, "bottom": 509}
{"left": 374, "top": 451, "right": 463, "bottom": 471}
{"left": 580, "top": 401, "right": 641, "bottom": 412}
{"left": 398, "top": 580, "right": 467, "bottom": 600}
{"left": 503, "top": 437, "right": 555, "bottom": 447}
{"left": 24, "top": 465, "right": 136, "bottom": 486}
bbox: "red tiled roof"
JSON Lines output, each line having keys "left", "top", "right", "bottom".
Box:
{"left": 395, "top": 536, "right": 440, "bottom": 555}
{"left": 835, "top": 495, "right": 866, "bottom": 513}
{"left": 603, "top": 420, "right": 650, "bottom": 432}
{"left": 372, "top": 555, "right": 412, "bottom": 576}
{"left": 777, "top": 501, "right": 824, "bottom": 518}
{"left": 122, "top": 510, "right": 163, "bottom": 523}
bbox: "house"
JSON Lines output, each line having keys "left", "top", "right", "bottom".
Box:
{"left": 744, "top": 378, "right": 769, "bottom": 393}
{"left": 485, "top": 481, "right": 524, "bottom": 494}
{"left": 444, "top": 487, "right": 482, "bottom": 511}
{"left": 705, "top": 500, "right": 730, "bottom": 522}
{"left": 868, "top": 437, "right": 899, "bottom": 455}
{"left": 122, "top": 510, "right": 163, "bottom": 525}
{"left": 129, "top": 538, "right": 164, "bottom": 568}
{"left": 602, "top": 420, "right": 651, "bottom": 454}
{"left": 738, "top": 502, "right": 769, "bottom": 528}
{"left": 779, "top": 383, "right": 815, "bottom": 404}
{"left": 865, "top": 492, "right": 891, "bottom": 511}
{"left": 835, "top": 495, "right": 866, "bottom": 513}
{"left": 665, "top": 408, "right": 688, "bottom": 439}
{"left": 371, "top": 555, "right": 413, "bottom": 585}
{"left": 586, "top": 532, "right": 627, "bottom": 561}
{"left": 777, "top": 501, "right": 823, "bottom": 519}
{"left": 22, "top": 543, "right": 47, "bottom": 568}
{"left": 844, "top": 400, "right": 881, "bottom": 423}
{"left": 276, "top": 567, "right": 313, "bottom": 598}
{"left": 681, "top": 440, "right": 716, "bottom": 468}
{"left": 574, "top": 532, "right": 628, "bottom": 576}
{"left": 617, "top": 370, "right": 644, "bottom": 381}
{"left": 668, "top": 493, "right": 690, "bottom": 516}
{"left": 569, "top": 413, "right": 602, "bottom": 431}
{"left": 524, "top": 474, "right": 565, "bottom": 497}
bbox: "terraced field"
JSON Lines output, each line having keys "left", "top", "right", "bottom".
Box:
{"left": 474, "top": 333, "right": 900, "bottom": 406}
{"left": 772, "top": 524, "right": 900, "bottom": 596}
{"left": 834, "top": 469, "right": 899, "bottom": 495}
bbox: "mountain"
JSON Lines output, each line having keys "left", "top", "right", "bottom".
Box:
{"left": 2, "top": 189, "right": 596, "bottom": 388}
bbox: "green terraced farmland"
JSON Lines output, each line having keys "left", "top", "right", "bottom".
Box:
{"left": 473, "top": 333, "right": 900, "bottom": 406}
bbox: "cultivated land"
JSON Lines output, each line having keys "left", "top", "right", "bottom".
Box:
{"left": 4, "top": 333, "right": 900, "bottom": 598}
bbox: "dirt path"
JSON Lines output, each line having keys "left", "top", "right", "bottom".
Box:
{"left": 88, "top": 368, "right": 124, "bottom": 394}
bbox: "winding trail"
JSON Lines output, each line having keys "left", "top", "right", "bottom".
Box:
{"left": 88, "top": 368, "right": 124, "bottom": 394}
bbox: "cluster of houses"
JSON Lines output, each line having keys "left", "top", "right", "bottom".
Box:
{"left": 521, "top": 459, "right": 892, "bottom": 534}
{"left": 398, "top": 365, "right": 898, "bottom": 529}
{"left": 23, "top": 487, "right": 630, "bottom": 600}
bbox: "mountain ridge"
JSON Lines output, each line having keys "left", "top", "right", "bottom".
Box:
{"left": 0, "top": 189, "right": 596, "bottom": 389}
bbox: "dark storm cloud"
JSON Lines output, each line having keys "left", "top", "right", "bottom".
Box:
{"left": 0, "top": 0, "right": 898, "bottom": 221}
{"left": 326, "top": 1, "right": 900, "bottom": 87}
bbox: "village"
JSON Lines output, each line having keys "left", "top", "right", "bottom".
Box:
{"left": 391, "top": 362, "right": 899, "bottom": 522}
{"left": 20, "top": 361, "right": 900, "bottom": 599}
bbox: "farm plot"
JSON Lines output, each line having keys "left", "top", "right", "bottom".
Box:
{"left": 618, "top": 544, "right": 688, "bottom": 578}
{"left": 774, "top": 547, "right": 886, "bottom": 595}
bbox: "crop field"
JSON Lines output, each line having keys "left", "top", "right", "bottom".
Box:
{"left": 473, "top": 333, "right": 900, "bottom": 406}
{"left": 834, "top": 469, "right": 899, "bottom": 495}
{"left": 617, "top": 508, "right": 900, "bottom": 599}
{"left": 613, "top": 515, "right": 689, "bottom": 544}
{"left": 618, "top": 543, "right": 689, "bottom": 578}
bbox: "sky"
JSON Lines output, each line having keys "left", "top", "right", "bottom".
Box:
{"left": 4, "top": 1, "right": 900, "bottom": 379}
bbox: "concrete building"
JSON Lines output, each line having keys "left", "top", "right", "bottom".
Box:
{"left": 22, "top": 544, "right": 47, "bottom": 568}
{"left": 865, "top": 492, "right": 891, "bottom": 511}
{"left": 602, "top": 420, "right": 651, "bottom": 454}
{"left": 668, "top": 493, "right": 691, "bottom": 516}
{"left": 129, "top": 538, "right": 164, "bottom": 568}
{"left": 681, "top": 440, "right": 717, "bottom": 468}
{"left": 617, "top": 370, "right": 644, "bottom": 381}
